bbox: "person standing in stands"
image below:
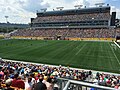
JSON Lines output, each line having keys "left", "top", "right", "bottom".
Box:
{"left": 34, "top": 74, "right": 47, "bottom": 90}
{"left": 25, "top": 77, "right": 33, "bottom": 90}
{"left": 4, "top": 79, "right": 14, "bottom": 90}
{"left": 11, "top": 73, "right": 19, "bottom": 88}
{"left": 11, "top": 74, "right": 25, "bottom": 89}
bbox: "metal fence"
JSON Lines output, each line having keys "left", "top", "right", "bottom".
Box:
{"left": 57, "top": 78, "right": 115, "bottom": 90}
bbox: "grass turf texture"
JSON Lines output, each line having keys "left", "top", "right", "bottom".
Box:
{"left": 0, "top": 39, "right": 120, "bottom": 73}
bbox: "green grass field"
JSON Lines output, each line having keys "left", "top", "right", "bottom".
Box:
{"left": 0, "top": 39, "right": 120, "bottom": 73}
{"left": 118, "top": 42, "right": 120, "bottom": 46}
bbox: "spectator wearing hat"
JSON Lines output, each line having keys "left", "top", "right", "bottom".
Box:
{"left": 43, "top": 76, "right": 53, "bottom": 90}
{"left": 5, "top": 79, "right": 13, "bottom": 90}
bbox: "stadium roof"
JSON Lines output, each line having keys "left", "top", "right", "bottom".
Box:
{"left": 37, "top": 6, "right": 110, "bottom": 17}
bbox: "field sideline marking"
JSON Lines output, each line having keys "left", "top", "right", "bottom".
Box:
{"left": 109, "top": 43, "right": 120, "bottom": 66}
{"left": 75, "top": 43, "right": 86, "bottom": 55}
{"left": 78, "top": 54, "right": 115, "bottom": 59}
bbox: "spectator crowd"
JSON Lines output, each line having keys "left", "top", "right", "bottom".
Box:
{"left": 11, "top": 28, "right": 116, "bottom": 40}
{"left": 0, "top": 60, "right": 120, "bottom": 90}
{"left": 32, "top": 13, "right": 110, "bottom": 23}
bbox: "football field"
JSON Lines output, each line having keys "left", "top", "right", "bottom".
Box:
{"left": 0, "top": 39, "right": 120, "bottom": 73}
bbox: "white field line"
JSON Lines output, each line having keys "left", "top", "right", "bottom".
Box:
{"left": 78, "top": 54, "right": 115, "bottom": 59}
{"left": 109, "top": 43, "right": 120, "bottom": 66}
{"left": 114, "top": 41, "right": 120, "bottom": 49}
{"left": 75, "top": 43, "right": 86, "bottom": 55}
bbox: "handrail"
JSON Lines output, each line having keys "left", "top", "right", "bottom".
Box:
{"left": 58, "top": 78, "right": 116, "bottom": 90}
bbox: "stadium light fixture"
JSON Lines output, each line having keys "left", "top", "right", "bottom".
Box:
{"left": 56, "top": 7, "right": 64, "bottom": 11}
{"left": 74, "top": 5, "right": 83, "bottom": 9}
{"left": 95, "top": 3, "right": 99, "bottom": 7}
{"left": 41, "top": 8, "right": 47, "bottom": 12}
{"left": 95, "top": 3, "right": 105, "bottom": 7}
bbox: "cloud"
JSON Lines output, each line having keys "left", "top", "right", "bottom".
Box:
{"left": 87, "top": 0, "right": 105, "bottom": 5}
{"left": 0, "top": 0, "right": 50, "bottom": 23}
{"left": 43, "top": 0, "right": 75, "bottom": 10}
{"left": 0, "top": 0, "right": 119, "bottom": 24}
{"left": 44, "top": 0, "right": 105, "bottom": 10}
{"left": 111, "top": 6, "right": 120, "bottom": 19}
{"left": 18, "top": 0, "right": 50, "bottom": 13}
{"left": 116, "top": 9, "right": 120, "bottom": 19}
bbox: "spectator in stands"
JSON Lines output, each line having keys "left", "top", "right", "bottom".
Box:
{"left": 11, "top": 73, "right": 25, "bottom": 89}
{"left": 11, "top": 73, "right": 19, "bottom": 88}
{"left": 16, "top": 76, "right": 25, "bottom": 89}
{"left": 34, "top": 74, "right": 47, "bottom": 90}
{"left": 11, "top": 28, "right": 116, "bottom": 40}
{"left": 43, "top": 76, "right": 53, "bottom": 90}
{"left": 5, "top": 79, "right": 13, "bottom": 90}
{"left": 52, "top": 78, "right": 59, "bottom": 90}
{"left": 0, "top": 79, "right": 2, "bottom": 89}
{"left": 25, "top": 77, "right": 33, "bottom": 90}
{"left": 0, "top": 60, "right": 120, "bottom": 89}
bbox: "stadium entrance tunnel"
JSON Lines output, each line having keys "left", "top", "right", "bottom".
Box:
{"left": 55, "top": 35, "right": 63, "bottom": 40}
{"left": 116, "top": 36, "right": 120, "bottom": 42}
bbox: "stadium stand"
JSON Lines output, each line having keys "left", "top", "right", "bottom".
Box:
{"left": 10, "top": 28, "right": 116, "bottom": 41}
{"left": 31, "top": 6, "right": 110, "bottom": 28}
{"left": 10, "top": 6, "right": 120, "bottom": 41}
{"left": 116, "top": 28, "right": 120, "bottom": 36}
{"left": 0, "top": 60, "right": 120, "bottom": 90}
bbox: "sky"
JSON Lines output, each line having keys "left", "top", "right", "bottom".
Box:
{"left": 0, "top": 0, "right": 120, "bottom": 24}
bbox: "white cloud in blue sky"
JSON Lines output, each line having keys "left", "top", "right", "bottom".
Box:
{"left": 0, "top": 0, "right": 120, "bottom": 24}
{"left": 18, "top": 0, "right": 50, "bottom": 13}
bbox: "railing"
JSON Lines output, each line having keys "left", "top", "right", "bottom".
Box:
{"left": 57, "top": 78, "right": 115, "bottom": 90}
{"left": 31, "top": 25, "right": 109, "bottom": 29}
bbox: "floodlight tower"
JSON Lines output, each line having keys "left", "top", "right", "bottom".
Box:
{"left": 5, "top": 16, "right": 9, "bottom": 23}
{"left": 5, "top": 16, "right": 9, "bottom": 35}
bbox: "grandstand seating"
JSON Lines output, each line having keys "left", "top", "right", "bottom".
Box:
{"left": 31, "top": 6, "right": 111, "bottom": 27}
{"left": 116, "top": 28, "right": 120, "bottom": 36}
{"left": 32, "top": 13, "right": 110, "bottom": 23}
{"left": 0, "top": 60, "right": 120, "bottom": 90}
{"left": 9, "top": 5, "right": 120, "bottom": 41}
{"left": 10, "top": 6, "right": 119, "bottom": 41}
{"left": 10, "top": 28, "right": 116, "bottom": 40}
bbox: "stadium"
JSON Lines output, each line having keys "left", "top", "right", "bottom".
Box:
{"left": 0, "top": 2, "right": 120, "bottom": 90}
